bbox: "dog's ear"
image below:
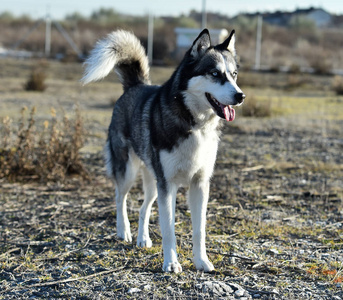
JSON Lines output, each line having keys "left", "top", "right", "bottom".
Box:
{"left": 216, "top": 30, "right": 236, "bottom": 56}
{"left": 190, "top": 29, "right": 211, "bottom": 59}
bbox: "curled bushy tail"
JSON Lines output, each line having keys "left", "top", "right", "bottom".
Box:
{"left": 81, "top": 30, "right": 150, "bottom": 90}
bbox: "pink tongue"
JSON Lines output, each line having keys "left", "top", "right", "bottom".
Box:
{"left": 222, "top": 105, "right": 235, "bottom": 122}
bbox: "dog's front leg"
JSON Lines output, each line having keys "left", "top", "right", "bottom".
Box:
{"left": 157, "top": 183, "right": 182, "bottom": 273}
{"left": 188, "top": 179, "right": 214, "bottom": 272}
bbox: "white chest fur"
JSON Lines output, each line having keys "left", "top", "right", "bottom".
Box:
{"left": 160, "top": 126, "right": 220, "bottom": 186}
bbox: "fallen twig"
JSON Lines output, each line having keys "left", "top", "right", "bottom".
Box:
{"left": 1, "top": 265, "right": 128, "bottom": 293}
{"left": 0, "top": 247, "right": 21, "bottom": 259}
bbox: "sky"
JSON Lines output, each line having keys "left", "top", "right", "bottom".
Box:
{"left": 1, "top": 0, "right": 343, "bottom": 19}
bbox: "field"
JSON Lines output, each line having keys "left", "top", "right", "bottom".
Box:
{"left": 0, "top": 58, "right": 343, "bottom": 299}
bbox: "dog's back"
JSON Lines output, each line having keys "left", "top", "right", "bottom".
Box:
{"left": 82, "top": 30, "right": 156, "bottom": 180}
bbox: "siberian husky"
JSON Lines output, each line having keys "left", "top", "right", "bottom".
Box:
{"left": 82, "top": 29, "right": 245, "bottom": 273}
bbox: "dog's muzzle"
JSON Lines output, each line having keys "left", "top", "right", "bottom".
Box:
{"left": 205, "top": 92, "right": 246, "bottom": 122}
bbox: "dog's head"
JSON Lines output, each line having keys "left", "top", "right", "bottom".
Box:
{"left": 182, "top": 29, "right": 245, "bottom": 122}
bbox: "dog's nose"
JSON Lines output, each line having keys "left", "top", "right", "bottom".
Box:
{"left": 235, "top": 93, "right": 245, "bottom": 104}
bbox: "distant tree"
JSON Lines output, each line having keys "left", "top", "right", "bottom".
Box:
{"left": 176, "top": 15, "right": 199, "bottom": 28}
{"left": 91, "top": 8, "right": 121, "bottom": 24}
{"left": 290, "top": 15, "right": 316, "bottom": 31}
{"left": 65, "top": 12, "right": 86, "bottom": 22}
{"left": 0, "top": 11, "right": 14, "bottom": 22}
{"left": 16, "top": 14, "right": 31, "bottom": 22}
{"left": 232, "top": 15, "right": 257, "bottom": 32}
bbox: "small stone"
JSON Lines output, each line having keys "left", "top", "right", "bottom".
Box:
{"left": 235, "top": 289, "right": 245, "bottom": 297}
{"left": 82, "top": 249, "right": 95, "bottom": 256}
{"left": 202, "top": 281, "right": 213, "bottom": 293}
{"left": 321, "top": 253, "right": 330, "bottom": 260}
{"left": 143, "top": 284, "right": 151, "bottom": 291}
{"left": 267, "top": 248, "right": 279, "bottom": 255}
{"left": 195, "top": 283, "right": 202, "bottom": 289}
{"left": 271, "top": 288, "right": 279, "bottom": 295}
{"left": 127, "top": 287, "right": 141, "bottom": 294}
{"left": 217, "top": 282, "right": 233, "bottom": 294}
{"left": 229, "top": 256, "right": 236, "bottom": 264}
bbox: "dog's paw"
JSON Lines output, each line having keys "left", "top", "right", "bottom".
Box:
{"left": 162, "top": 261, "right": 182, "bottom": 273}
{"left": 137, "top": 236, "right": 152, "bottom": 248}
{"left": 117, "top": 229, "right": 132, "bottom": 243}
{"left": 193, "top": 256, "right": 214, "bottom": 272}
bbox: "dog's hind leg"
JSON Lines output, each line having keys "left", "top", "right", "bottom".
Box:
{"left": 188, "top": 179, "right": 214, "bottom": 272}
{"left": 137, "top": 167, "right": 157, "bottom": 248}
{"left": 114, "top": 151, "right": 141, "bottom": 243}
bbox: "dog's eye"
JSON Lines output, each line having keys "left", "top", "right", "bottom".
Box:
{"left": 232, "top": 71, "right": 238, "bottom": 77}
{"left": 211, "top": 71, "right": 218, "bottom": 77}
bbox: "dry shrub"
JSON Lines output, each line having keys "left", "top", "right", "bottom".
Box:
{"left": 237, "top": 72, "right": 263, "bottom": 88}
{"left": 0, "top": 106, "right": 88, "bottom": 182}
{"left": 332, "top": 75, "right": 343, "bottom": 95}
{"left": 285, "top": 74, "right": 307, "bottom": 90}
{"left": 311, "top": 59, "right": 332, "bottom": 75}
{"left": 242, "top": 96, "right": 271, "bottom": 118}
{"left": 307, "top": 50, "right": 332, "bottom": 75}
{"left": 60, "top": 51, "right": 82, "bottom": 63}
{"left": 288, "top": 63, "right": 301, "bottom": 74}
{"left": 25, "top": 61, "right": 48, "bottom": 91}
{"left": 269, "top": 65, "right": 280, "bottom": 73}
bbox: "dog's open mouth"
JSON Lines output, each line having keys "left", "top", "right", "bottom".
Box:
{"left": 205, "top": 93, "right": 235, "bottom": 122}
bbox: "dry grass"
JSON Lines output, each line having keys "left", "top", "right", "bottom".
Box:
{"left": 0, "top": 58, "right": 343, "bottom": 299}
{"left": 241, "top": 95, "right": 271, "bottom": 117}
{"left": 24, "top": 68, "right": 47, "bottom": 91}
{"left": 0, "top": 105, "right": 88, "bottom": 182}
{"left": 24, "top": 61, "right": 49, "bottom": 92}
{"left": 332, "top": 75, "right": 343, "bottom": 95}
{"left": 307, "top": 50, "right": 333, "bottom": 75}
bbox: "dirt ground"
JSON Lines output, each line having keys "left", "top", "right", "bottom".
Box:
{"left": 0, "top": 59, "right": 343, "bottom": 299}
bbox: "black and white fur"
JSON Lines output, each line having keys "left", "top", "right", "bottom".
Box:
{"left": 82, "top": 29, "right": 245, "bottom": 273}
